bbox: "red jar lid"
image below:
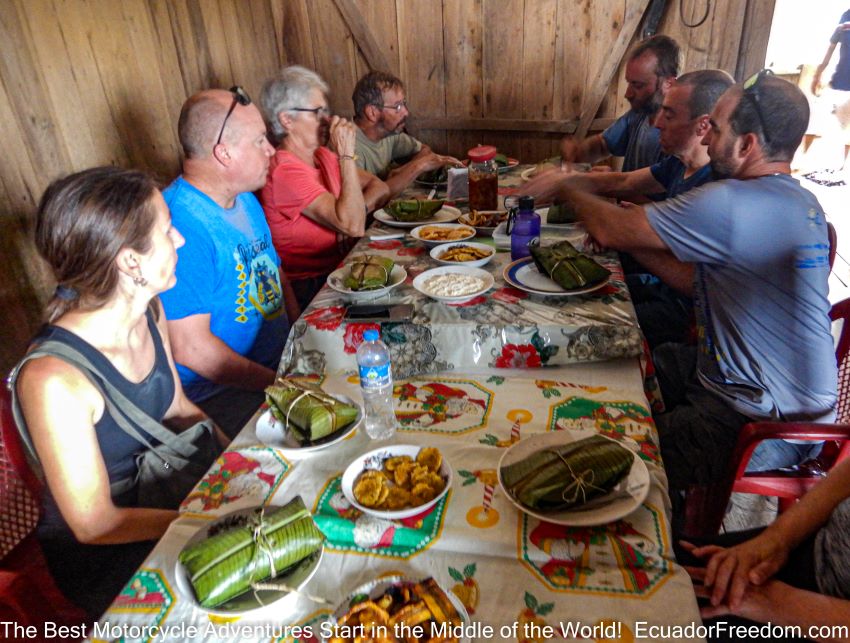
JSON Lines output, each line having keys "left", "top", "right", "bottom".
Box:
{"left": 467, "top": 145, "right": 497, "bottom": 162}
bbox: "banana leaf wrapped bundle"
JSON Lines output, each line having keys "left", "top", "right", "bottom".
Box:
{"left": 500, "top": 435, "right": 632, "bottom": 511}
{"left": 265, "top": 380, "right": 359, "bottom": 443}
{"left": 530, "top": 240, "right": 610, "bottom": 290}
{"left": 385, "top": 199, "right": 445, "bottom": 222}
{"left": 546, "top": 202, "right": 578, "bottom": 224}
{"left": 178, "top": 497, "right": 324, "bottom": 608}
{"left": 343, "top": 254, "right": 395, "bottom": 291}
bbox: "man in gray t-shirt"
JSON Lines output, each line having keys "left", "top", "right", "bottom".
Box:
{"left": 352, "top": 71, "right": 459, "bottom": 197}
{"left": 524, "top": 73, "right": 837, "bottom": 494}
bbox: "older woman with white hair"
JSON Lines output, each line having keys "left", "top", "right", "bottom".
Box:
{"left": 259, "top": 65, "right": 389, "bottom": 309}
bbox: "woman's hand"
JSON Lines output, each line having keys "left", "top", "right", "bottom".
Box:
{"left": 680, "top": 533, "right": 791, "bottom": 610}
{"left": 328, "top": 116, "right": 357, "bottom": 158}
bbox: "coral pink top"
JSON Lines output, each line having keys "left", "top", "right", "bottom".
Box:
{"left": 260, "top": 147, "right": 355, "bottom": 280}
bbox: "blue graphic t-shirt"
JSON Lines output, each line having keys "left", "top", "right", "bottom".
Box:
{"left": 645, "top": 175, "right": 836, "bottom": 422}
{"left": 649, "top": 156, "right": 715, "bottom": 199}
{"left": 160, "top": 177, "right": 289, "bottom": 401}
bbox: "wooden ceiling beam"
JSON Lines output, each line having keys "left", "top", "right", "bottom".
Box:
{"left": 331, "top": 0, "right": 395, "bottom": 75}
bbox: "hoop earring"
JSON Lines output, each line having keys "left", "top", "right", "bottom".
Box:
{"left": 133, "top": 274, "right": 148, "bottom": 287}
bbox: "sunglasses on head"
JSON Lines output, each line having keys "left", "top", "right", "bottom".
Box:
{"left": 742, "top": 69, "right": 774, "bottom": 145}
{"left": 215, "top": 86, "right": 251, "bottom": 147}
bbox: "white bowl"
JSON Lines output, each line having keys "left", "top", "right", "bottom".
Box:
{"left": 409, "top": 223, "right": 476, "bottom": 248}
{"left": 341, "top": 444, "right": 452, "bottom": 520}
{"left": 326, "top": 264, "right": 407, "bottom": 300}
{"left": 174, "top": 506, "right": 323, "bottom": 616}
{"left": 430, "top": 241, "right": 495, "bottom": 268}
{"left": 412, "top": 265, "right": 495, "bottom": 303}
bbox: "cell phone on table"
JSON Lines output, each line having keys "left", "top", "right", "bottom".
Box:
{"left": 344, "top": 303, "right": 414, "bottom": 321}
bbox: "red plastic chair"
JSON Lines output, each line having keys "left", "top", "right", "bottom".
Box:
{"left": 0, "top": 383, "right": 87, "bottom": 633}
{"left": 681, "top": 297, "right": 850, "bottom": 537}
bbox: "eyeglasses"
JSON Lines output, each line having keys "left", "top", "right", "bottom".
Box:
{"left": 380, "top": 100, "right": 408, "bottom": 113}
{"left": 215, "top": 86, "right": 251, "bottom": 147}
{"left": 292, "top": 106, "right": 331, "bottom": 119}
{"left": 742, "top": 68, "right": 774, "bottom": 145}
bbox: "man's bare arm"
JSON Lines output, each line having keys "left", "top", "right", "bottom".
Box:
{"left": 629, "top": 249, "right": 694, "bottom": 295}
{"left": 384, "top": 146, "right": 461, "bottom": 198}
{"left": 561, "top": 167, "right": 664, "bottom": 200}
{"left": 564, "top": 189, "right": 666, "bottom": 252}
{"left": 167, "top": 314, "right": 276, "bottom": 391}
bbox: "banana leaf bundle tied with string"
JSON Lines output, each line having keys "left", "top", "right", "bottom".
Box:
{"left": 265, "top": 380, "right": 358, "bottom": 443}
{"left": 530, "top": 240, "right": 610, "bottom": 290}
{"left": 385, "top": 198, "right": 445, "bottom": 222}
{"left": 500, "top": 435, "right": 633, "bottom": 511}
{"left": 178, "top": 497, "right": 324, "bottom": 608}
{"left": 343, "top": 254, "right": 395, "bottom": 291}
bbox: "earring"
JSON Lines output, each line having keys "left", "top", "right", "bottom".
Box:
{"left": 133, "top": 274, "right": 148, "bottom": 287}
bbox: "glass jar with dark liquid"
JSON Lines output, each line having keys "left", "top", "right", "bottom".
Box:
{"left": 467, "top": 145, "right": 498, "bottom": 211}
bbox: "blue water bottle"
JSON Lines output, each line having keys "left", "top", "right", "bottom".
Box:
{"left": 356, "top": 329, "right": 398, "bottom": 440}
{"left": 508, "top": 195, "right": 541, "bottom": 260}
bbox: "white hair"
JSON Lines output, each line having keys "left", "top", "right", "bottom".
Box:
{"left": 260, "top": 65, "right": 330, "bottom": 139}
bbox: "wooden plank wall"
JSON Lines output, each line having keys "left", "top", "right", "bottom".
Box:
{"left": 0, "top": 0, "right": 773, "bottom": 372}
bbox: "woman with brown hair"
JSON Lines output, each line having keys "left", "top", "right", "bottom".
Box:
{"left": 12, "top": 166, "right": 227, "bottom": 618}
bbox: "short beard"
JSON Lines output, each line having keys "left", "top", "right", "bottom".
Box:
{"left": 709, "top": 159, "right": 733, "bottom": 179}
{"left": 639, "top": 86, "right": 664, "bottom": 115}
{"left": 709, "top": 138, "right": 738, "bottom": 179}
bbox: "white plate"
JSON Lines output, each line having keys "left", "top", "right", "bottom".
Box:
{"left": 412, "top": 265, "right": 494, "bottom": 303}
{"left": 327, "top": 264, "right": 407, "bottom": 300}
{"left": 341, "top": 444, "right": 452, "bottom": 520}
{"left": 503, "top": 257, "right": 609, "bottom": 296}
{"left": 520, "top": 166, "right": 538, "bottom": 182}
{"left": 520, "top": 161, "right": 591, "bottom": 181}
{"left": 326, "top": 576, "right": 471, "bottom": 643}
{"left": 174, "top": 506, "right": 324, "bottom": 616}
{"left": 256, "top": 394, "right": 362, "bottom": 457}
{"left": 430, "top": 241, "right": 495, "bottom": 268}
{"left": 409, "top": 222, "right": 476, "bottom": 247}
{"left": 374, "top": 205, "right": 461, "bottom": 228}
{"left": 498, "top": 431, "right": 649, "bottom": 526}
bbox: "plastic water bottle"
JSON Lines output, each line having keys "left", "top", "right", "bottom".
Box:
{"left": 510, "top": 195, "right": 541, "bottom": 260}
{"left": 356, "top": 329, "right": 398, "bottom": 440}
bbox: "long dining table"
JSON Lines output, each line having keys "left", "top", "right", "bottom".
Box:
{"left": 279, "top": 164, "right": 662, "bottom": 411}
{"left": 89, "top": 164, "right": 704, "bottom": 642}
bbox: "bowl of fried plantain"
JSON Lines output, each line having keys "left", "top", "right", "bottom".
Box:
{"left": 341, "top": 445, "right": 451, "bottom": 520}
{"left": 430, "top": 241, "right": 495, "bottom": 268}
